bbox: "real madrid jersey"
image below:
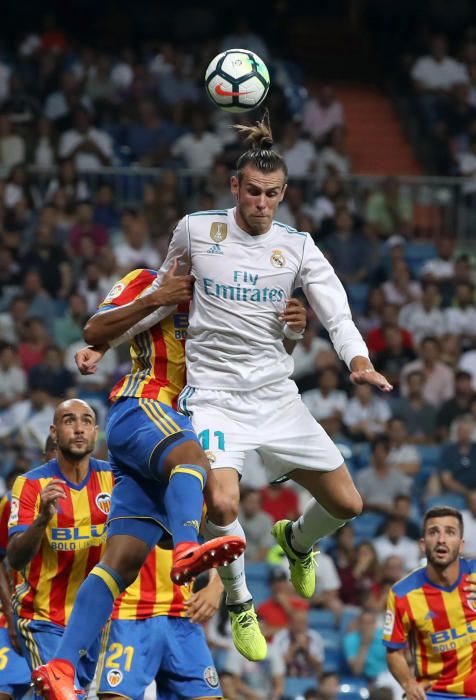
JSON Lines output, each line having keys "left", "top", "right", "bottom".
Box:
{"left": 115, "top": 208, "right": 369, "bottom": 392}
{"left": 8, "top": 459, "right": 113, "bottom": 626}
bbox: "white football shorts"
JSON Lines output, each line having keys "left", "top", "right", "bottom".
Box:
{"left": 178, "top": 380, "right": 344, "bottom": 481}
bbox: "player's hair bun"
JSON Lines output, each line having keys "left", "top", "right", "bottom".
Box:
{"left": 234, "top": 110, "right": 274, "bottom": 150}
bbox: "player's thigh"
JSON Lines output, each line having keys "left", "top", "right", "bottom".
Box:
{"left": 106, "top": 397, "right": 199, "bottom": 480}
{"left": 97, "top": 618, "right": 162, "bottom": 700}
{"left": 158, "top": 618, "right": 221, "bottom": 700}
{"left": 0, "top": 627, "right": 30, "bottom": 700}
{"left": 289, "top": 463, "right": 363, "bottom": 518}
{"left": 15, "top": 617, "right": 62, "bottom": 670}
{"left": 259, "top": 395, "right": 344, "bottom": 482}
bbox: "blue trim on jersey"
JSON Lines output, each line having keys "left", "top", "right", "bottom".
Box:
{"left": 273, "top": 221, "right": 307, "bottom": 237}
{"left": 189, "top": 210, "right": 227, "bottom": 216}
{"left": 96, "top": 304, "right": 116, "bottom": 313}
{"left": 392, "top": 567, "right": 427, "bottom": 597}
{"left": 21, "top": 458, "right": 111, "bottom": 483}
{"left": 383, "top": 640, "right": 407, "bottom": 649}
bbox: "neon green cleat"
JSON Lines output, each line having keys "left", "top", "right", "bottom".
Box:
{"left": 227, "top": 600, "right": 267, "bottom": 661}
{"left": 271, "top": 519, "right": 317, "bottom": 599}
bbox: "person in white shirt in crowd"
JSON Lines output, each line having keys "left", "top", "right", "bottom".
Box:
{"left": 0, "top": 388, "right": 54, "bottom": 461}
{"left": 356, "top": 435, "right": 411, "bottom": 514}
{"left": 113, "top": 208, "right": 161, "bottom": 275}
{"left": 275, "top": 183, "right": 306, "bottom": 229}
{"left": 0, "top": 341, "right": 27, "bottom": 411}
{"left": 58, "top": 106, "right": 112, "bottom": 171}
{"left": 386, "top": 417, "right": 421, "bottom": 478}
{"left": 310, "top": 549, "right": 343, "bottom": 618}
{"left": 382, "top": 259, "right": 421, "bottom": 308}
{"left": 398, "top": 280, "right": 445, "bottom": 345}
{"left": 400, "top": 335, "right": 455, "bottom": 407}
{"left": 171, "top": 111, "right": 223, "bottom": 172}
{"left": 412, "top": 34, "right": 469, "bottom": 91}
{"left": 459, "top": 347, "right": 476, "bottom": 391}
{"left": 343, "top": 383, "right": 392, "bottom": 442}
{"left": 456, "top": 135, "right": 476, "bottom": 197}
{"left": 269, "top": 607, "right": 324, "bottom": 700}
{"left": 461, "top": 489, "right": 476, "bottom": 559}
{"left": 443, "top": 282, "right": 476, "bottom": 348}
{"left": 419, "top": 236, "right": 455, "bottom": 281}
{"left": 302, "top": 367, "right": 348, "bottom": 431}
{"left": 302, "top": 83, "right": 344, "bottom": 146}
{"left": 33, "top": 116, "right": 56, "bottom": 168}
{"left": 291, "top": 321, "right": 332, "bottom": 384}
{"left": 373, "top": 515, "right": 420, "bottom": 572}
{"left": 44, "top": 69, "right": 92, "bottom": 122}
{"left": 277, "top": 122, "right": 317, "bottom": 178}
{"left": 0, "top": 112, "right": 25, "bottom": 169}
{"left": 317, "top": 125, "right": 351, "bottom": 183}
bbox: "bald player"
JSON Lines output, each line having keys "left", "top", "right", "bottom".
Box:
{"left": 7, "top": 400, "right": 113, "bottom": 699}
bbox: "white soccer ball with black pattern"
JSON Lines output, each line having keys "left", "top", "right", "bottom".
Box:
{"left": 205, "top": 49, "right": 270, "bottom": 112}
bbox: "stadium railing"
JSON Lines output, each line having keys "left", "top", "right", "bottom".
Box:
{"left": 5, "top": 166, "right": 476, "bottom": 250}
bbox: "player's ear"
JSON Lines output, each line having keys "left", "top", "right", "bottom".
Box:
{"left": 230, "top": 175, "right": 239, "bottom": 198}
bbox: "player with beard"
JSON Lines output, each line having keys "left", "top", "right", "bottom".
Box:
{"left": 6, "top": 400, "right": 113, "bottom": 699}
{"left": 384, "top": 506, "right": 476, "bottom": 700}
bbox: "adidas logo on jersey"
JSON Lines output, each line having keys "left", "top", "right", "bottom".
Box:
{"left": 207, "top": 244, "right": 224, "bottom": 255}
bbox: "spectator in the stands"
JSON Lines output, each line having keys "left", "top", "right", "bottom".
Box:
{"left": 373, "top": 325, "right": 416, "bottom": 391}
{"left": 437, "top": 369, "right": 474, "bottom": 441}
{"left": 400, "top": 336, "right": 454, "bottom": 407}
{"left": 28, "top": 344, "right": 75, "bottom": 401}
{"left": 18, "top": 315, "right": 50, "bottom": 373}
{"left": 21, "top": 223, "right": 72, "bottom": 300}
{"left": 343, "top": 384, "right": 392, "bottom": 442}
{"left": 419, "top": 236, "right": 455, "bottom": 281}
{"left": 239, "top": 487, "right": 274, "bottom": 561}
{"left": 0, "top": 112, "right": 25, "bottom": 169}
{"left": 53, "top": 292, "right": 88, "bottom": 349}
{"left": 399, "top": 280, "right": 445, "bottom": 345}
{"left": 260, "top": 482, "right": 300, "bottom": 523}
{"left": 363, "top": 554, "right": 406, "bottom": 616}
{"left": 373, "top": 515, "right": 420, "bottom": 571}
{"left": 302, "top": 367, "right": 348, "bottom": 433}
{"left": 459, "top": 347, "right": 476, "bottom": 391}
{"left": 0, "top": 388, "right": 53, "bottom": 461}
{"left": 324, "top": 208, "right": 373, "bottom": 285}
{"left": 365, "top": 177, "right": 413, "bottom": 239}
{"left": 258, "top": 567, "right": 309, "bottom": 641}
{"left": 356, "top": 435, "right": 411, "bottom": 513}
{"left": 269, "top": 607, "right": 324, "bottom": 699}
{"left": 387, "top": 417, "right": 421, "bottom": 477}
{"left": 391, "top": 369, "right": 438, "bottom": 443}
{"left": 291, "top": 321, "right": 332, "bottom": 385}
{"left": 389, "top": 493, "right": 420, "bottom": 540}
{"left": 58, "top": 106, "right": 112, "bottom": 171}
{"left": 277, "top": 121, "right": 317, "bottom": 177}
{"left": 302, "top": 83, "right": 344, "bottom": 146}
{"left": 69, "top": 200, "right": 109, "bottom": 256}
{"left": 439, "top": 416, "right": 476, "bottom": 497}
{"left": 0, "top": 295, "right": 29, "bottom": 344}
{"left": 0, "top": 342, "right": 26, "bottom": 411}
{"left": 317, "top": 126, "right": 351, "bottom": 181}
{"left": 461, "top": 490, "right": 476, "bottom": 559}
{"left": 357, "top": 287, "right": 386, "bottom": 336}
{"left": 276, "top": 183, "right": 306, "bottom": 229}
{"left": 33, "top": 116, "right": 56, "bottom": 169}
{"left": 328, "top": 525, "right": 377, "bottom": 606}
{"left": 171, "top": 111, "right": 223, "bottom": 172}
{"left": 366, "top": 303, "right": 414, "bottom": 357}
{"left": 93, "top": 183, "right": 121, "bottom": 232}
{"left": 113, "top": 209, "right": 161, "bottom": 274}
{"left": 45, "top": 157, "right": 90, "bottom": 204}
{"left": 343, "top": 610, "right": 387, "bottom": 682}
{"left": 443, "top": 282, "right": 476, "bottom": 349}
{"left": 382, "top": 259, "right": 422, "bottom": 308}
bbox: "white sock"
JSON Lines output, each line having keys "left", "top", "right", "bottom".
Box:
{"left": 290, "top": 499, "right": 348, "bottom": 553}
{"left": 204, "top": 518, "right": 252, "bottom": 605}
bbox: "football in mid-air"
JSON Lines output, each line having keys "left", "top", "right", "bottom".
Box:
{"left": 205, "top": 49, "right": 270, "bottom": 112}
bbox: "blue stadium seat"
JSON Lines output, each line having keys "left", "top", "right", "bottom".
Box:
{"left": 405, "top": 243, "right": 437, "bottom": 277}
{"left": 308, "top": 608, "right": 337, "bottom": 632}
{"left": 354, "top": 443, "right": 372, "bottom": 470}
{"left": 246, "top": 561, "right": 271, "bottom": 582}
{"left": 424, "top": 493, "right": 468, "bottom": 511}
{"left": 339, "top": 608, "right": 360, "bottom": 635}
{"left": 416, "top": 445, "right": 441, "bottom": 468}
{"left": 283, "top": 676, "right": 317, "bottom": 699}
{"left": 346, "top": 283, "right": 370, "bottom": 315}
{"left": 351, "top": 512, "right": 384, "bottom": 541}
{"left": 323, "top": 629, "right": 346, "bottom": 673}
{"left": 248, "top": 580, "right": 270, "bottom": 606}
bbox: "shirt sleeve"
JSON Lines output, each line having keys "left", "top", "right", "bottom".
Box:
{"left": 8, "top": 476, "right": 40, "bottom": 537}
{"left": 98, "top": 269, "right": 157, "bottom": 312}
{"left": 109, "top": 217, "right": 190, "bottom": 348}
{"left": 382, "top": 588, "right": 409, "bottom": 649}
{"left": 0, "top": 496, "right": 10, "bottom": 556}
{"left": 296, "top": 235, "right": 369, "bottom": 369}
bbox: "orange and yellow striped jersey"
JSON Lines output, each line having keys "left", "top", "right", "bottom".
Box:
{"left": 99, "top": 269, "right": 188, "bottom": 409}
{"left": 112, "top": 545, "right": 191, "bottom": 620}
{"left": 0, "top": 494, "right": 10, "bottom": 629}
{"left": 383, "top": 559, "right": 476, "bottom": 696}
{"left": 8, "top": 458, "right": 113, "bottom": 627}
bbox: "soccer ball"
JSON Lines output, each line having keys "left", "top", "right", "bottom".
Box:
{"left": 205, "top": 49, "right": 270, "bottom": 113}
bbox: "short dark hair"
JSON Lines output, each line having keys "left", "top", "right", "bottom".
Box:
{"left": 371, "top": 434, "right": 390, "bottom": 453}
{"left": 235, "top": 111, "right": 288, "bottom": 182}
{"left": 423, "top": 506, "right": 463, "bottom": 536}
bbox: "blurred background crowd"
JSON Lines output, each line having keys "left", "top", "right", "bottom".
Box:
{"left": 1, "top": 1, "right": 476, "bottom": 699}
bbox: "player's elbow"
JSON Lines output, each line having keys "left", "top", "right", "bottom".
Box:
{"left": 83, "top": 317, "right": 105, "bottom": 346}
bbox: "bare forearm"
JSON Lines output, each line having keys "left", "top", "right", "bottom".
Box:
{"left": 349, "top": 645, "right": 369, "bottom": 675}
{"left": 7, "top": 520, "right": 48, "bottom": 570}
{"left": 350, "top": 356, "right": 374, "bottom": 372}
{"left": 0, "top": 562, "right": 12, "bottom": 619}
{"left": 387, "top": 649, "right": 415, "bottom": 687}
{"left": 83, "top": 295, "right": 164, "bottom": 345}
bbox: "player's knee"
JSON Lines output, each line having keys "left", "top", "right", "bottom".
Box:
{"left": 206, "top": 488, "right": 239, "bottom": 524}
{"left": 332, "top": 491, "right": 363, "bottom": 520}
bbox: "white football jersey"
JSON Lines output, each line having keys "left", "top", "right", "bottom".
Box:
{"left": 115, "top": 208, "right": 369, "bottom": 391}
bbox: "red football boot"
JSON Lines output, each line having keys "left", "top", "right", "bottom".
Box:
{"left": 31, "top": 659, "right": 77, "bottom": 700}
{"left": 170, "top": 535, "right": 245, "bottom": 585}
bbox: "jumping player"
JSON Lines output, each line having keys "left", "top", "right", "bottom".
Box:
{"left": 384, "top": 506, "right": 476, "bottom": 700}
{"left": 7, "top": 400, "right": 113, "bottom": 698}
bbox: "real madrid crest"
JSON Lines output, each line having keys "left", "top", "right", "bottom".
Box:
{"left": 210, "top": 222, "right": 228, "bottom": 243}
{"left": 271, "top": 249, "right": 285, "bottom": 268}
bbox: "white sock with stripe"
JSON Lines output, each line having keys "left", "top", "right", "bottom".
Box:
{"left": 204, "top": 518, "right": 252, "bottom": 605}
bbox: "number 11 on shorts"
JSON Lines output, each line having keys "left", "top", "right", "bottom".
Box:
{"left": 198, "top": 430, "right": 225, "bottom": 451}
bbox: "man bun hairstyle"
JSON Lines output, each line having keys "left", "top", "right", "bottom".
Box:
{"left": 234, "top": 110, "right": 288, "bottom": 181}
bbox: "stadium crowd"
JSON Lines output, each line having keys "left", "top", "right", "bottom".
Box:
{"left": 0, "top": 15, "right": 476, "bottom": 700}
